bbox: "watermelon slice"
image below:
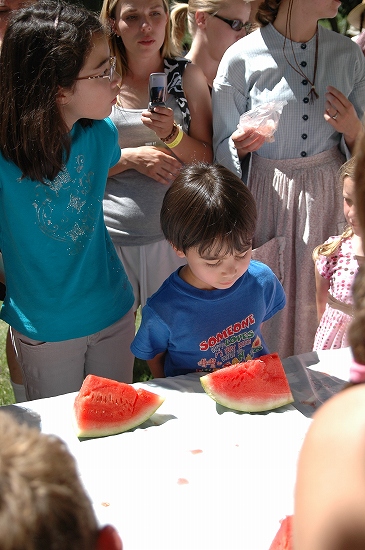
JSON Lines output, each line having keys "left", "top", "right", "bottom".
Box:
{"left": 73, "top": 375, "right": 164, "bottom": 438}
{"left": 269, "top": 515, "right": 293, "bottom": 550}
{"left": 200, "top": 353, "right": 294, "bottom": 412}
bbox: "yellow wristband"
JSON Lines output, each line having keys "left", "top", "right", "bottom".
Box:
{"left": 166, "top": 126, "right": 184, "bottom": 149}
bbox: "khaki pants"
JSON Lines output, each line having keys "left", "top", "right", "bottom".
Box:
{"left": 11, "top": 309, "right": 135, "bottom": 400}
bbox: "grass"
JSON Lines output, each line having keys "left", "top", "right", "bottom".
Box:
{"left": 0, "top": 305, "right": 151, "bottom": 406}
{"left": 0, "top": 314, "right": 13, "bottom": 406}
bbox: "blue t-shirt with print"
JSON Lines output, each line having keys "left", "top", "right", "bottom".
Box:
{"left": 0, "top": 118, "right": 134, "bottom": 341}
{"left": 131, "top": 261, "right": 285, "bottom": 376}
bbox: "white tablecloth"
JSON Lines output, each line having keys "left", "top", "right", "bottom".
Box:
{"left": 0, "top": 347, "right": 352, "bottom": 550}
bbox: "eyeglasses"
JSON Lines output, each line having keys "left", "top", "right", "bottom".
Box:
{"left": 212, "top": 14, "right": 252, "bottom": 33}
{"left": 75, "top": 56, "right": 117, "bottom": 82}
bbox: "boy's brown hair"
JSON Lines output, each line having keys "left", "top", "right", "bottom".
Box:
{"left": 160, "top": 162, "right": 257, "bottom": 256}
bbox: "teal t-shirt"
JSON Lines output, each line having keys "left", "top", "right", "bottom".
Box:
{"left": 0, "top": 118, "right": 134, "bottom": 341}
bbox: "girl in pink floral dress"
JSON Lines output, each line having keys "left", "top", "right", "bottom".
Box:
{"left": 313, "top": 157, "right": 364, "bottom": 350}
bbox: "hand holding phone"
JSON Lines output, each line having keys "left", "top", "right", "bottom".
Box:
{"left": 148, "top": 72, "right": 167, "bottom": 111}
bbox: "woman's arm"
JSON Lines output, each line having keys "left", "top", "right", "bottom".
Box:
{"left": 108, "top": 146, "right": 182, "bottom": 186}
{"left": 142, "top": 63, "right": 213, "bottom": 164}
{"left": 212, "top": 76, "right": 244, "bottom": 176}
{"left": 147, "top": 352, "right": 166, "bottom": 379}
{"left": 212, "top": 58, "right": 265, "bottom": 176}
{"left": 324, "top": 86, "right": 363, "bottom": 154}
{"left": 314, "top": 265, "right": 330, "bottom": 322}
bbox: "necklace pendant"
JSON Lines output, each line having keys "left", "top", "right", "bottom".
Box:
{"left": 308, "top": 85, "right": 319, "bottom": 104}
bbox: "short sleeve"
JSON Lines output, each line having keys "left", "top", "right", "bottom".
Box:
{"left": 104, "top": 117, "right": 121, "bottom": 169}
{"left": 131, "top": 304, "right": 171, "bottom": 360}
{"left": 315, "top": 237, "right": 338, "bottom": 280}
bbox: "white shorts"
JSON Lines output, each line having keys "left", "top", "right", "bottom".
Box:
{"left": 11, "top": 309, "right": 135, "bottom": 400}
{"left": 115, "top": 240, "right": 186, "bottom": 311}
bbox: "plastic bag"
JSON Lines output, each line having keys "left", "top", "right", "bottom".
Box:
{"left": 237, "top": 100, "right": 287, "bottom": 143}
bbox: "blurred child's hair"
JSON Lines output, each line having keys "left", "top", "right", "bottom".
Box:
{"left": 0, "top": 411, "right": 99, "bottom": 550}
{"left": 0, "top": 0, "right": 105, "bottom": 183}
{"left": 160, "top": 162, "right": 257, "bottom": 256}
{"left": 312, "top": 156, "right": 357, "bottom": 261}
{"left": 100, "top": 0, "right": 179, "bottom": 79}
{"left": 348, "top": 134, "right": 365, "bottom": 366}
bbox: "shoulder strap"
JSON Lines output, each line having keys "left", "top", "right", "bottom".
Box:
{"left": 164, "top": 57, "right": 191, "bottom": 131}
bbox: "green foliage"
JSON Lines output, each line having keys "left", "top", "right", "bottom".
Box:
{"left": 339, "top": 0, "right": 363, "bottom": 18}
{"left": 134, "top": 307, "right": 152, "bottom": 382}
{"left": 0, "top": 316, "right": 14, "bottom": 406}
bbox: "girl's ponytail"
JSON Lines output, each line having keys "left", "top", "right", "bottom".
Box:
{"left": 170, "top": 3, "right": 189, "bottom": 55}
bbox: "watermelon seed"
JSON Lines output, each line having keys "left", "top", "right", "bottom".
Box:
{"left": 177, "top": 478, "right": 189, "bottom": 485}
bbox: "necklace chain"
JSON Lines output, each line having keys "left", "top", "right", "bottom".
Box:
{"left": 282, "top": 0, "right": 319, "bottom": 103}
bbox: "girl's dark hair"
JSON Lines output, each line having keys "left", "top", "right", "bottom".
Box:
{"left": 0, "top": 0, "right": 105, "bottom": 183}
{"left": 256, "top": 0, "right": 282, "bottom": 26}
{"left": 161, "top": 163, "right": 257, "bottom": 255}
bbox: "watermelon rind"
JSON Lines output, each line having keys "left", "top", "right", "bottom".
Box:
{"left": 200, "top": 380, "right": 292, "bottom": 412}
{"left": 73, "top": 376, "right": 165, "bottom": 438}
{"left": 200, "top": 354, "right": 294, "bottom": 412}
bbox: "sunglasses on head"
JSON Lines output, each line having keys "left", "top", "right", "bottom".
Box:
{"left": 212, "top": 13, "right": 252, "bottom": 33}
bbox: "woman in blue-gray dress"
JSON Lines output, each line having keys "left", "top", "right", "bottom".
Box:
{"left": 213, "top": 0, "right": 365, "bottom": 358}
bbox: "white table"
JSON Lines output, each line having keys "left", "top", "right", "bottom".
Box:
{"left": 0, "top": 347, "right": 352, "bottom": 550}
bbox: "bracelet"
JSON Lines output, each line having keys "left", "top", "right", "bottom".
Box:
{"left": 166, "top": 126, "right": 184, "bottom": 149}
{"left": 161, "top": 122, "right": 178, "bottom": 143}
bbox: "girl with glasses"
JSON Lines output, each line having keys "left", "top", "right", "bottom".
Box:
{"left": 170, "top": 0, "right": 255, "bottom": 91}
{"left": 100, "top": 0, "right": 212, "bottom": 316}
{"left": 0, "top": 0, "right": 135, "bottom": 399}
{"left": 213, "top": 0, "right": 365, "bottom": 359}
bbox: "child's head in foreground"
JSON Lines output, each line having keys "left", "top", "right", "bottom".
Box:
{"left": 160, "top": 163, "right": 257, "bottom": 290}
{"left": 0, "top": 411, "right": 122, "bottom": 550}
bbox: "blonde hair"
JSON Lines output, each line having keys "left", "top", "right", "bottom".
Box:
{"left": 0, "top": 412, "right": 98, "bottom": 550}
{"left": 170, "top": 0, "right": 231, "bottom": 52}
{"left": 312, "top": 156, "right": 357, "bottom": 261}
{"left": 100, "top": 0, "right": 179, "bottom": 78}
{"left": 170, "top": 0, "right": 254, "bottom": 53}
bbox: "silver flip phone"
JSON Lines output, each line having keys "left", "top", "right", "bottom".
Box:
{"left": 148, "top": 72, "right": 167, "bottom": 111}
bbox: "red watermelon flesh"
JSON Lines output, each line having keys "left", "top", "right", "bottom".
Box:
{"left": 200, "top": 353, "right": 294, "bottom": 412}
{"left": 73, "top": 375, "right": 164, "bottom": 437}
{"left": 269, "top": 515, "right": 293, "bottom": 550}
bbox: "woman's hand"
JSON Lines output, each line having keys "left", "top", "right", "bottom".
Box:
{"left": 110, "top": 146, "right": 182, "bottom": 185}
{"left": 231, "top": 127, "right": 266, "bottom": 159}
{"left": 141, "top": 106, "right": 176, "bottom": 141}
{"left": 140, "top": 64, "right": 213, "bottom": 164}
{"left": 324, "top": 85, "right": 363, "bottom": 152}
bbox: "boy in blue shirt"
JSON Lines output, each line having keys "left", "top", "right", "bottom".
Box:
{"left": 131, "top": 163, "right": 285, "bottom": 378}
